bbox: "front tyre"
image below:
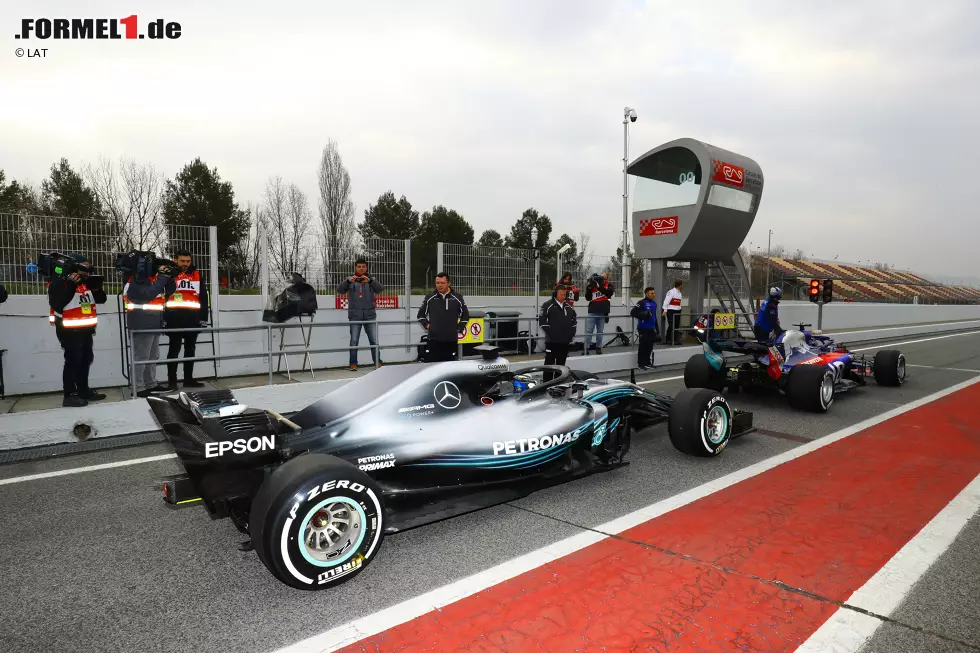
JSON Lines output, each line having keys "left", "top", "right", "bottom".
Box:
{"left": 668, "top": 388, "right": 733, "bottom": 457}
{"left": 787, "top": 365, "right": 835, "bottom": 412}
{"left": 249, "top": 454, "right": 385, "bottom": 590}
{"left": 873, "top": 350, "right": 906, "bottom": 386}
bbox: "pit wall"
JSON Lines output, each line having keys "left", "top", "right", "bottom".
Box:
{"left": 1, "top": 294, "right": 978, "bottom": 397}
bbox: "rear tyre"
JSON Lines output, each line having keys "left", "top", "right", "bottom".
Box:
{"left": 684, "top": 355, "right": 726, "bottom": 391}
{"left": 873, "top": 350, "right": 906, "bottom": 386}
{"left": 250, "top": 454, "right": 385, "bottom": 590}
{"left": 668, "top": 388, "right": 733, "bottom": 457}
{"left": 787, "top": 365, "right": 835, "bottom": 412}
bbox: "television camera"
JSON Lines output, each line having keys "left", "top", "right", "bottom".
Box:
{"left": 114, "top": 251, "right": 179, "bottom": 279}
{"left": 37, "top": 252, "right": 92, "bottom": 279}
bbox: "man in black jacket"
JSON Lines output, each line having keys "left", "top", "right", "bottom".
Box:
{"left": 47, "top": 253, "right": 108, "bottom": 407}
{"left": 539, "top": 285, "right": 577, "bottom": 379}
{"left": 164, "top": 250, "right": 209, "bottom": 390}
{"left": 417, "top": 272, "right": 469, "bottom": 362}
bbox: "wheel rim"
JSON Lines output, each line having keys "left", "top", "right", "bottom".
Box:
{"left": 705, "top": 405, "right": 728, "bottom": 444}
{"left": 299, "top": 496, "right": 366, "bottom": 567}
{"left": 897, "top": 356, "right": 906, "bottom": 381}
{"left": 821, "top": 373, "right": 834, "bottom": 405}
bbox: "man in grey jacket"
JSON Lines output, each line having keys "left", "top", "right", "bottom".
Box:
{"left": 337, "top": 258, "right": 383, "bottom": 371}
{"left": 124, "top": 259, "right": 174, "bottom": 397}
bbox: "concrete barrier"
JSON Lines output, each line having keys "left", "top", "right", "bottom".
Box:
{"left": 2, "top": 318, "right": 978, "bottom": 451}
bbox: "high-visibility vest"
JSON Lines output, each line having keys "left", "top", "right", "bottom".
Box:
{"left": 54, "top": 283, "right": 99, "bottom": 329}
{"left": 124, "top": 277, "right": 167, "bottom": 312}
{"left": 165, "top": 270, "right": 202, "bottom": 311}
{"left": 46, "top": 282, "right": 55, "bottom": 324}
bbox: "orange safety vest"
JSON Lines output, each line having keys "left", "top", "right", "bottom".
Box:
{"left": 166, "top": 270, "right": 202, "bottom": 311}
{"left": 124, "top": 276, "right": 167, "bottom": 312}
{"left": 54, "top": 283, "right": 99, "bottom": 329}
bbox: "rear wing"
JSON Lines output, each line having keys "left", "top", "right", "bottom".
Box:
{"left": 704, "top": 338, "right": 770, "bottom": 357}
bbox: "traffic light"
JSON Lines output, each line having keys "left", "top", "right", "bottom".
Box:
{"left": 822, "top": 278, "right": 834, "bottom": 303}
{"left": 808, "top": 279, "right": 821, "bottom": 303}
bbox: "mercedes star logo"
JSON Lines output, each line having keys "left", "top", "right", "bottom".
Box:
{"left": 434, "top": 381, "right": 462, "bottom": 410}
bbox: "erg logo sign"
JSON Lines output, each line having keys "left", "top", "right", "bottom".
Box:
{"left": 15, "top": 16, "right": 182, "bottom": 40}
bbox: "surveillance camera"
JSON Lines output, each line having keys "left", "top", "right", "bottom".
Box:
{"left": 629, "top": 109, "right": 637, "bottom": 123}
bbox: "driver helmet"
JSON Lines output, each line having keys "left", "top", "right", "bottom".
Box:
{"left": 769, "top": 286, "right": 782, "bottom": 300}
{"left": 512, "top": 374, "right": 536, "bottom": 393}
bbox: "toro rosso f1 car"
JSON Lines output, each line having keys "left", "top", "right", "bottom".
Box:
{"left": 147, "top": 346, "right": 754, "bottom": 590}
{"left": 685, "top": 323, "right": 906, "bottom": 412}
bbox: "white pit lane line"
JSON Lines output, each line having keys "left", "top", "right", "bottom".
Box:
{"left": 269, "top": 376, "right": 980, "bottom": 653}
{"left": 849, "top": 328, "right": 980, "bottom": 352}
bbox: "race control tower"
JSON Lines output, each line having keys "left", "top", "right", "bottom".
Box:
{"left": 627, "top": 137, "right": 764, "bottom": 334}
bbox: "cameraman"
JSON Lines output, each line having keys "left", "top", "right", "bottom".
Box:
{"left": 123, "top": 255, "right": 174, "bottom": 398}
{"left": 584, "top": 272, "right": 614, "bottom": 354}
{"left": 417, "top": 272, "right": 469, "bottom": 362}
{"left": 164, "top": 250, "right": 209, "bottom": 390}
{"left": 337, "top": 257, "right": 383, "bottom": 371}
{"left": 47, "top": 253, "right": 107, "bottom": 407}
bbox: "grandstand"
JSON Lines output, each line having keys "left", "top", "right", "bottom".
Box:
{"left": 752, "top": 256, "right": 980, "bottom": 304}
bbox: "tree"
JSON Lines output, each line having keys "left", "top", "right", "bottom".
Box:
{"left": 224, "top": 201, "right": 262, "bottom": 292}
{"left": 161, "top": 157, "right": 250, "bottom": 263}
{"left": 317, "top": 140, "right": 358, "bottom": 279}
{"left": 412, "top": 205, "right": 473, "bottom": 285}
{"left": 85, "top": 156, "right": 166, "bottom": 252}
{"left": 504, "top": 208, "right": 552, "bottom": 250}
{"left": 262, "top": 176, "right": 314, "bottom": 282}
{"left": 476, "top": 229, "right": 503, "bottom": 248}
{"left": 40, "top": 158, "right": 103, "bottom": 219}
{"left": 359, "top": 191, "right": 420, "bottom": 240}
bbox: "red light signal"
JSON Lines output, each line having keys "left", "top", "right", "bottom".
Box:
{"left": 808, "top": 279, "right": 821, "bottom": 303}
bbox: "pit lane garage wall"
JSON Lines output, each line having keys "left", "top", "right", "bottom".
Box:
{"left": 1, "top": 313, "right": 979, "bottom": 451}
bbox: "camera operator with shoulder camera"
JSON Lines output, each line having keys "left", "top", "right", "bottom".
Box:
{"left": 163, "top": 249, "right": 209, "bottom": 390}
{"left": 46, "top": 253, "right": 108, "bottom": 407}
{"left": 584, "top": 272, "right": 614, "bottom": 354}
{"left": 122, "top": 252, "right": 175, "bottom": 397}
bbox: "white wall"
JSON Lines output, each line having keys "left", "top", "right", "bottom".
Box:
{"left": 0, "top": 294, "right": 638, "bottom": 395}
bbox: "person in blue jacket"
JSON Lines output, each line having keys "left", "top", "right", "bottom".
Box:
{"left": 630, "top": 286, "right": 660, "bottom": 369}
{"left": 754, "top": 287, "right": 784, "bottom": 343}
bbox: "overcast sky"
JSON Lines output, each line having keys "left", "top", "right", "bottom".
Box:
{"left": 2, "top": 1, "right": 978, "bottom": 280}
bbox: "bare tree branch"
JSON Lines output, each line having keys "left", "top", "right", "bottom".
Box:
{"left": 84, "top": 155, "right": 165, "bottom": 252}
{"left": 263, "top": 176, "right": 314, "bottom": 284}
{"left": 318, "top": 139, "right": 359, "bottom": 289}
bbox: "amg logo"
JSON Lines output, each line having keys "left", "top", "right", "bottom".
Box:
{"left": 317, "top": 556, "right": 364, "bottom": 584}
{"left": 399, "top": 404, "right": 435, "bottom": 413}
{"left": 204, "top": 435, "right": 275, "bottom": 458}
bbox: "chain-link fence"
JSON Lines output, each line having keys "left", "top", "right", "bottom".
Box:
{"left": 440, "top": 242, "right": 537, "bottom": 296}
{"left": 321, "top": 238, "right": 407, "bottom": 307}
{"left": 0, "top": 213, "right": 211, "bottom": 296}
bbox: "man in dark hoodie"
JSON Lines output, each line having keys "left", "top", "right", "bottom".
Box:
{"left": 417, "top": 272, "right": 469, "bottom": 362}
{"left": 338, "top": 257, "right": 384, "bottom": 371}
{"left": 164, "top": 250, "right": 210, "bottom": 390}
{"left": 539, "top": 284, "right": 577, "bottom": 378}
{"left": 124, "top": 255, "right": 174, "bottom": 397}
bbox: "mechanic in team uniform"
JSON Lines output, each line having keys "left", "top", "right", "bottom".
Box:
{"left": 539, "top": 284, "right": 577, "bottom": 379}
{"left": 47, "top": 253, "right": 107, "bottom": 407}
{"left": 417, "top": 272, "right": 469, "bottom": 363}
{"left": 631, "top": 286, "right": 660, "bottom": 369}
{"left": 662, "top": 279, "right": 684, "bottom": 345}
{"left": 164, "top": 250, "right": 210, "bottom": 390}
{"left": 754, "top": 287, "right": 784, "bottom": 343}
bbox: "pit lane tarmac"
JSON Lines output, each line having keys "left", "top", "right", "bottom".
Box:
{"left": 0, "top": 331, "right": 978, "bottom": 653}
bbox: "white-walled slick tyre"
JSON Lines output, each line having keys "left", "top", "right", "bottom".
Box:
{"left": 250, "top": 454, "right": 385, "bottom": 590}
{"left": 668, "top": 388, "right": 733, "bottom": 457}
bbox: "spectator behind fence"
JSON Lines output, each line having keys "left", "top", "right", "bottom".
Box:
{"left": 338, "top": 257, "right": 384, "bottom": 371}
{"left": 556, "top": 272, "right": 580, "bottom": 307}
{"left": 47, "top": 253, "right": 107, "bottom": 407}
{"left": 631, "top": 286, "right": 660, "bottom": 370}
{"left": 584, "top": 272, "right": 614, "bottom": 354}
{"left": 663, "top": 278, "right": 684, "bottom": 345}
{"left": 164, "top": 249, "right": 209, "bottom": 390}
{"left": 539, "top": 284, "right": 577, "bottom": 379}
{"left": 417, "top": 272, "right": 469, "bottom": 362}
{"left": 0, "top": 282, "right": 7, "bottom": 304}
{"left": 124, "top": 259, "right": 174, "bottom": 398}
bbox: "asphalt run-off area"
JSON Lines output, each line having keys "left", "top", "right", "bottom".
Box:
{"left": 1, "top": 330, "right": 979, "bottom": 653}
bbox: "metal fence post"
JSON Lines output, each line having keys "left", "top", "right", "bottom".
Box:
{"left": 128, "top": 328, "right": 137, "bottom": 399}
{"left": 261, "top": 224, "right": 270, "bottom": 366}
{"left": 404, "top": 238, "right": 411, "bottom": 353}
{"left": 437, "top": 241, "right": 444, "bottom": 273}
{"left": 209, "top": 226, "right": 220, "bottom": 369}
{"left": 533, "top": 247, "right": 540, "bottom": 340}
{"left": 267, "top": 324, "right": 273, "bottom": 385}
